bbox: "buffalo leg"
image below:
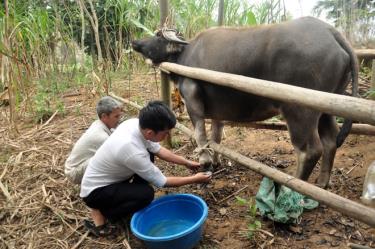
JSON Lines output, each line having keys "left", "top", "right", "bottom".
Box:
{"left": 282, "top": 107, "right": 323, "bottom": 181}
{"left": 317, "top": 114, "right": 339, "bottom": 188}
{"left": 211, "top": 120, "right": 224, "bottom": 167}
{"left": 180, "top": 79, "right": 213, "bottom": 167}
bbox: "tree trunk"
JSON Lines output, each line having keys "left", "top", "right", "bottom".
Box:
{"left": 77, "top": 0, "right": 85, "bottom": 53}
{"left": 103, "top": 25, "right": 111, "bottom": 69}
{"left": 3, "top": 0, "right": 17, "bottom": 127}
{"left": 116, "top": 26, "right": 123, "bottom": 71}
{"left": 159, "top": 0, "right": 168, "bottom": 27}
{"left": 218, "top": 0, "right": 224, "bottom": 26}
{"left": 78, "top": 0, "right": 102, "bottom": 66}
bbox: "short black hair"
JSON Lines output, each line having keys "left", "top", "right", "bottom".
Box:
{"left": 139, "top": 101, "right": 176, "bottom": 132}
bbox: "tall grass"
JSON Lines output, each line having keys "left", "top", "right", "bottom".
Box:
{"left": 0, "top": 0, "right": 303, "bottom": 127}
{"left": 0, "top": 2, "right": 90, "bottom": 125}
{"left": 166, "top": 0, "right": 286, "bottom": 38}
{"left": 0, "top": 0, "right": 288, "bottom": 124}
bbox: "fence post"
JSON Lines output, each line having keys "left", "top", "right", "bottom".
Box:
{"left": 160, "top": 72, "right": 171, "bottom": 108}
{"left": 372, "top": 59, "right": 375, "bottom": 90}
{"left": 159, "top": 0, "right": 172, "bottom": 147}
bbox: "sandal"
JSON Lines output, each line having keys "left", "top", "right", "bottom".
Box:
{"left": 84, "top": 219, "right": 116, "bottom": 237}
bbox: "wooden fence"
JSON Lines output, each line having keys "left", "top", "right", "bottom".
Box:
{"left": 111, "top": 48, "right": 375, "bottom": 227}
{"left": 155, "top": 59, "right": 375, "bottom": 226}
{"left": 159, "top": 62, "right": 375, "bottom": 125}
{"left": 110, "top": 94, "right": 375, "bottom": 228}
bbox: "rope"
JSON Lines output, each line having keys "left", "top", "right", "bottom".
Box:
{"left": 193, "top": 142, "right": 215, "bottom": 158}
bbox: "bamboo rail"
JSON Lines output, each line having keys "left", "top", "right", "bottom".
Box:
{"left": 209, "top": 141, "right": 375, "bottom": 227}
{"left": 355, "top": 49, "right": 375, "bottom": 59}
{"left": 177, "top": 116, "right": 375, "bottom": 136}
{"left": 229, "top": 121, "right": 375, "bottom": 136}
{"left": 159, "top": 62, "right": 375, "bottom": 125}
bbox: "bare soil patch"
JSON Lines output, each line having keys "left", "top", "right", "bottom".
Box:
{"left": 1, "top": 72, "right": 374, "bottom": 249}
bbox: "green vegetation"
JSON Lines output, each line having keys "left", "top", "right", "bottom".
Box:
{"left": 0, "top": 0, "right": 373, "bottom": 127}
{"left": 365, "top": 88, "right": 375, "bottom": 100}
{"left": 313, "top": 0, "right": 375, "bottom": 45}
{"left": 236, "top": 196, "right": 261, "bottom": 239}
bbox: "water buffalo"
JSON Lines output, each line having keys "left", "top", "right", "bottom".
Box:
{"left": 132, "top": 17, "right": 358, "bottom": 188}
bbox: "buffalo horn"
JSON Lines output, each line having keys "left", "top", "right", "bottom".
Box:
{"left": 162, "top": 29, "right": 189, "bottom": 44}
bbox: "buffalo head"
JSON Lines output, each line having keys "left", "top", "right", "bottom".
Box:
{"left": 132, "top": 28, "right": 189, "bottom": 64}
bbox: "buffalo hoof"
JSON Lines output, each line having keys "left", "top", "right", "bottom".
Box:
{"left": 212, "top": 154, "right": 222, "bottom": 169}
{"left": 201, "top": 163, "right": 220, "bottom": 173}
{"left": 316, "top": 175, "right": 330, "bottom": 189}
{"left": 199, "top": 152, "right": 213, "bottom": 171}
{"left": 203, "top": 164, "right": 214, "bottom": 172}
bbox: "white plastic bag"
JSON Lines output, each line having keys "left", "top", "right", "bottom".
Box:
{"left": 361, "top": 161, "right": 375, "bottom": 206}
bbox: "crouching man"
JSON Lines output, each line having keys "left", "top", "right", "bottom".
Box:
{"left": 80, "top": 101, "right": 211, "bottom": 236}
{"left": 65, "top": 96, "right": 122, "bottom": 184}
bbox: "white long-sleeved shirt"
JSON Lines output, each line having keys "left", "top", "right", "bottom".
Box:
{"left": 65, "top": 120, "right": 111, "bottom": 184}
{"left": 80, "top": 118, "right": 167, "bottom": 198}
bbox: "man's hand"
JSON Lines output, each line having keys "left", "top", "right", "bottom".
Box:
{"left": 193, "top": 172, "right": 212, "bottom": 183}
{"left": 185, "top": 160, "right": 201, "bottom": 171}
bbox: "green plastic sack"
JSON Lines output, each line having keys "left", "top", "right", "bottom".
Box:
{"left": 255, "top": 177, "right": 319, "bottom": 224}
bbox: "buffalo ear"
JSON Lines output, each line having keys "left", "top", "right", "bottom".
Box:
{"left": 166, "top": 42, "right": 185, "bottom": 54}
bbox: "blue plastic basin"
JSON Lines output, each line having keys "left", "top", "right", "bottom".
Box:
{"left": 130, "top": 194, "right": 208, "bottom": 249}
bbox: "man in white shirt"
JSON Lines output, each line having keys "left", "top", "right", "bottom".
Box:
{"left": 80, "top": 101, "right": 211, "bottom": 237}
{"left": 65, "top": 96, "right": 122, "bottom": 184}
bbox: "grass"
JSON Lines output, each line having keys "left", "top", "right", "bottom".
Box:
{"left": 365, "top": 88, "right": 375, "bottom": 100}
{"left": 236, "top": 196, "right": 261, "bottom": 240}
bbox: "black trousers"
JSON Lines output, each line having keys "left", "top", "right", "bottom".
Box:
{"left": 83, "top": 153, "right": 155, "bottom": 222}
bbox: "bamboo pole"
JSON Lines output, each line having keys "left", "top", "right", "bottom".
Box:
{"left": 177, "top": 116, "right": 375, "bottom": 136}
{"left": 110, "top": 93, "right": 142, "bottom": 110}
{"left": 355, "top": 49, "right": 375, "bottom": 59}
{"left": 159, "top": 62, "right": 375, "bottom": 126}
{"left": 208, "top": 141, "right": 375, "bottom": 227}
{"left": 229, "top": 121, "right": 375, "bottom": 136}
{"left": 348, "top": 243, "right": 375, "bottom": 249}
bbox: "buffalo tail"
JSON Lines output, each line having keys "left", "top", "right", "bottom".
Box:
{"left": 331, "top": 28, "right": 359, "bottom": 148}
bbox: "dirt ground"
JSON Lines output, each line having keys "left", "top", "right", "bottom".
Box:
{"left": 1, "top": 72, "right": 375, "bottom": 249}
